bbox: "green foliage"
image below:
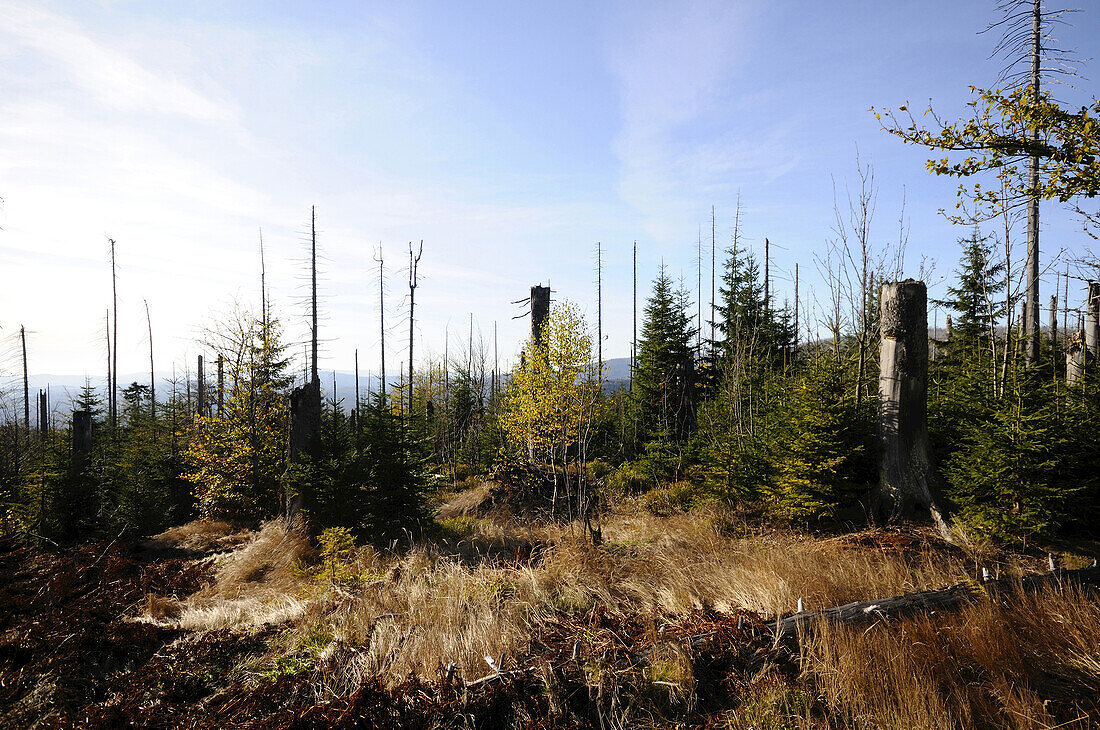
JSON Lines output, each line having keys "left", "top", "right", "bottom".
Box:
{"left": 632, "top": 266, "right": 696, "bottom": 444}
{"left": 944, "top": 373, "right": 1082, "bottom": 540}
{"left": 317, "top": 526, "right": 356, "bottom": 583}
{"left": 184, "top": 319, "right": 291, "bottom": 522}
{"left": 764, "top": 355, "right": 875, "bottom": 522}
{"left": 875, "top": 87, "right": 1100, "bottom": 221}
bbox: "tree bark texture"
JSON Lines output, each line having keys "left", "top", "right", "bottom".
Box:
{"left": 531, "top": 285, "right": 551, "bottom": 345}
{"left": 287, "top": 379, "right": 321, "bottom": 520}
{"left": 1086, "top": 281, "right": 1100, "bottom": 356}
{"left": 876, "top": 281, "right": 949, "bottom": 533}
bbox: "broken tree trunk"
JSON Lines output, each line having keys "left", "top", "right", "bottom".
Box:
{"left": 531, "top": 284, "right": 551, "bottom": 345}
{"left": 1086, "top": 281, "right": 1100, "bottom": 356}
{"left": 876, "top": 281, "right": 949, "bottom": 535}
{"left": 287, "top": 379, "right": 321, "bottom": 521}
{"left": 777, "top": 565, "right": 1100, "bottom": 639}
{"left": 72, "top": 410, "right": 93, "bottom": 456}
{"left": 1067, "top": 328, "right": 1086, "bottom": 386}
{"left": 197, "top": 355, "right": 206, "bottom": 418}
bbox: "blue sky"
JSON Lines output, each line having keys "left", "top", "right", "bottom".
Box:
{"left": 1, "top": 0, "right": 1096, "bottom": 382}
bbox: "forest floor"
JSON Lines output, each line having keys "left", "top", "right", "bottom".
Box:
{"left": 3, "top": 485, "right": 1100, "bottom": 729}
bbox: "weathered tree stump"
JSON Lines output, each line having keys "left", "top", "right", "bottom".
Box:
{"left": 1087, "top": 281, "right": 1100, "bottom": 356}
{"left": 531, "top": 285, "right": 551, "bottom": 344}
{"left": 72, "top": 410, "right": 93, "bottom": 456}
{"left": 876, "top": 280, "right": 949, "bottom": 534}
{"left": 1067, "top": 329, "right": 1086, "bottom": 386}
{"left": 287, "top": 378, "right": 321, "bottom": 520}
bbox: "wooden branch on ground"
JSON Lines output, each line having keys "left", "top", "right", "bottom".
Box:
{"left": 776, "top": 565, "right": 1100, "bottom": 640}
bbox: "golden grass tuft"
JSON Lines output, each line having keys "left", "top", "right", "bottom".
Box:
{"left": 149, "top": 519, "right": 248, "bottom": 554}
{"left": 804, "top": 583, "right": 1100, "bottom": 729}
{"left": 178, "top": 518, "right": 315, "bottom": 630}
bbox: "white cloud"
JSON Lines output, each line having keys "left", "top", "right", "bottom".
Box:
{"left": 0, "top": 0, "right": 235, "bottom": 123}
{"left": 607, "top": 0, "right": 798, "bottom": 243}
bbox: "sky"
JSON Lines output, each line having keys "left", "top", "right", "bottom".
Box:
{"left": 1, "top": 0, "right": 1097, "bottom": 387}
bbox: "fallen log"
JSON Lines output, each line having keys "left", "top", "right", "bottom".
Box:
{"left": 776, "top": 565, "right": 1100, "bottom": 640}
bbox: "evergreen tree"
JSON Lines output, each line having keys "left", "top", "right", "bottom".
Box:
{"left": 184, "top": 317, "right": 292, "bottom": 521}
{"left": 764, "top": 355, "right": 875, "bottom": 521}
{"left": 632, "top": 266, "right": 696, "bottom": 443}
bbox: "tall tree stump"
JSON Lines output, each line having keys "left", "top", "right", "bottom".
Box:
{"left": 531, "top": 285, "right": 551, "bottom": 344}
{"left": 287, "top": 379, "right": 321, "bottom": 521}
{"left": 1067, "top": 329, "right": 1086, "bottom": 386}
{"left": 1086, "top": 281, "right": 1100, "bottom": 356}
{"left": 72, "top": 410, "right": 93, "bottom": 456}
{"left": 876, "top": 280, "right": 949, "bottom": 534}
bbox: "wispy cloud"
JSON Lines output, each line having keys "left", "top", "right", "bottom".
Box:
{"left": 607, "top": 0, "right": 799, "bottom": 243}
{"left": 0, "top": 0, "right": 235, "bottom": 123}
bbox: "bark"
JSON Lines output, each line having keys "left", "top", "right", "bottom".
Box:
{"left": 1086, "top": 281, "right": 1100, "bottom": 356}
{"left": 1067, "top": 329, "right": 1086, "bottom": 386}
{"left": 876, "top": 281, "right": 949, "bottom": 534}
{"left": 72, "top": 410, "right": 93, "bottom": 456}
{"left": 777, "top": 565, "right": 1100, "bottom": 639}
{"left": 531, "top": 284, "right": 551, "bottom": 345}
{"left": 287, "top": 379, "right": 321, "bottom": 520}
{"left": 197, "top": 355, "right": 205, "bottom": 418}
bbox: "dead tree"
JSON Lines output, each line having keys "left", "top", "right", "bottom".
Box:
{"left": 596, "top": 241, "right": 603, "bottom": 381}
{"left": 1049, "top": 294, "right": 1058, "bottom": 349}
{"left": 407, "top": 241, "right": 423, "bottom": 415}
{"left": 72, "top": 410, "right": 92, "bottom": 456}
{"left": 287, "top": 379, "right": 321, "bottom": 520}
{"left": 37, "top": 390, "right": 48, "bottom": 437}
{"left": 20, "top": 325, "right": 29, "bottom": 438}
{"left": 217, "top": 355, "right": 224, "bottom": 417}
{"left": 1086, "top": 281, "right": 1100, "bottom": 356}
{"left": 632, "top": 241, "right": 637, "bottom": 391}
{"left": 197, "top": 355, "right": 206, "bottom": 418}
{"left": 531, "top": 284, "right": 550, "bottom": 345}
{"left": 375, "top": 244, "right": 386, "bottom": 406}
{"left": 311, "top": 206, "right": 319, "bottom": 385}
{"left": 145, "top": 299, "right": 155, "bottom": 421}
{"left": 109, "top": 238, "right": 118, "bottom": 430}
{"left": 876, "top": 280, "right": 950, "bottom": 535}
{"left": 1067, "top": 328, "right": 1086, "bottom": 386}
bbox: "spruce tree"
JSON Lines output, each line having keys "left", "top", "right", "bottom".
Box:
{"left": 632, "top": 266, "right": 696, "bottom": 444}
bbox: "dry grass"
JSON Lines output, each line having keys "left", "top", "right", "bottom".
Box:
{"left": 148, "top": 519, "right": 250, "bottom": 554}
{"left": 435, "top": 479, "right": 493, "bottom": 519}
{"left": 257, "top": 507, "right": 977, "bottom": 690}
{"left": 804, "top": 584, "right": 1100, "bottom": 729}
{"left": 175, "top": 518, "right": 316, "bottom": 630}
{"left": 142, "top": 499, "right": 1100, "bottom": 727}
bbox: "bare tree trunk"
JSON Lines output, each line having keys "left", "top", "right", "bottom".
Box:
{"left": 531, "top": 284, "right": 551, "bottom": 345}
{"left": 105, "top": 310, "right": 112, "bottom": 422}
{"left": 21, "top": 325, "right": 29, "bottom": 437}
{"left": 217, "top": 355, "right": 224, "bottom": 418}
{"left": 1023, "top": 0, "right": 1041, "bottom": 366}
{"left": 145, "top": 300, "right": 155, "bottom": 422}
{"left": 73, "top": 410, "right": 92, "bottom": 455}
{"left": 197, "top": 355, "right": 205, "bottom": 418}
{"left": 1067, "top": 329, "right": 1086, "bottom": 386}
{"left": 632, "top": 241, "right": 637, "bottom": 393}
{"left": 311, "top": 207, "right": 319, "bottom": 385}
{"left": 597, "top": 242, "right": 604, "bottom": 380}
{"left": 1086, "top": 281, "right": 1100, "bottom": 357}
{"left": 375, "top": 244, "right": 386, "bottom": 406}
{"left": 876, "top": 280, "right": 949, "bottom": 535}
{"left": 408, "top": 242, "right": 423, "bottom": 416}
{"left": 794, "top": 262, "right": 799, "bottom": 349}
{"left": 1049, "top": 294, "right": 1058, "bottom": 350}
{"left": 109, "top": 238, "right": 118, "bottom": 431}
